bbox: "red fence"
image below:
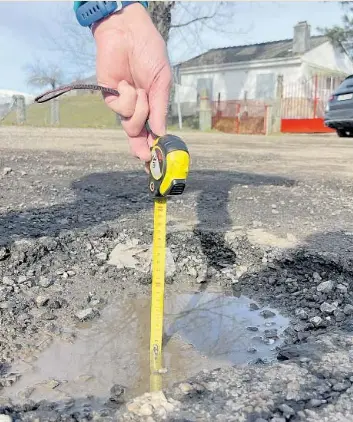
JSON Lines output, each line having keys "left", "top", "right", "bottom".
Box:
{"left": 210, "top": 74, "right": 345, "bottom": 135}
{"left": 212, "top": 100, "right": 267, "bottom": 134}
{"left": 281, "top": 74, "right": 344, "bottom": 133}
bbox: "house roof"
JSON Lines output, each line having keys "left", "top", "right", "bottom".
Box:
{"left": 179, "top": 35, "right": 328, "bottom": 69}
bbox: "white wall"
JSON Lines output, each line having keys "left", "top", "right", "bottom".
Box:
{"left": 302, "top": 41, "right": 353, "bottom": 75}
{"left": 282, "top": 45, "right": 353, "bottom": 106}
{"left": 174, "top": 41, "right": 353, "bottom": 108}
{"left": 177, "top": 62, "right": 302, "bottom": 103}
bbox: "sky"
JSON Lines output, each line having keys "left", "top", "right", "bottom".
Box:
{"left": 0, "top": 1, "right": 346, "bottom": 94}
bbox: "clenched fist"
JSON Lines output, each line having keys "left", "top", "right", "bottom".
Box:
{"left": 92, "top": 3, "right": 172, "bottom": 163}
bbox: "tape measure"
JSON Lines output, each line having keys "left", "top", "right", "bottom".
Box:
{"left": 149, "top": 134, "right": 190, "bottom": 392}
{"left": 33, "top": 82, "right": 190, "bottom": 392}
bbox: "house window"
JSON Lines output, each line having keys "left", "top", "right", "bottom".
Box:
{"left": 196, "top": 78, "right": 213, "bottom": 104}
{"left": 255, "top": 73, "right": 276, "bottom": 99}
{"left": 326, "top": 77, "right": 333, "bottom": 91}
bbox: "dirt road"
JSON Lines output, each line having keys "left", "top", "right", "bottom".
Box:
{"left": 0, "top": 127, "right": 353, "bottom": 421}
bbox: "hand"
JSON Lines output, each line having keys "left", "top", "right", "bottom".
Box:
{"left": 92, "top": 3, "right": 172, "bottom": 163}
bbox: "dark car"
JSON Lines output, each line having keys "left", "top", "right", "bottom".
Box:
{"left": 324, "top": 75, "right": 353, "bottom": 137}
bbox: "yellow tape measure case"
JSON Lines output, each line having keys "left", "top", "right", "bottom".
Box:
{"left": 149, "top": 135, "right": 190, "bottom": 197}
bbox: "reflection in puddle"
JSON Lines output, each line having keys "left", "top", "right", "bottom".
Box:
{"left": 6, "top": 291, "right": 288, "bottom": 404}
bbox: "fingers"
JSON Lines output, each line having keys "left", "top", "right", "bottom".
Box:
{"left": 98, "top": 78, "right": 151, "bottom": 162}
{"left": 121, "top": 89, "right": 151, "bottom": 162}
{"left": 94, "top": 27, "right": 136, "bottom": 117}
{"left": 98, "top": 77, "right": 151, "bottom": 161}
{"left": 101, "top": 80, "right": 137, "bottom": 118}
{"left": 147, "top": 64, "right": 173, "bottom": 138}
{"left": 121, "top": 89, "right": 149, "bottom": 137}
{"left": 127, "top": 131, "right": 151, "bottom": 162}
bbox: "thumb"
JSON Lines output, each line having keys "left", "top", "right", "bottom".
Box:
{"left": 147, "top": 65, "right": 172, "bottom": 140}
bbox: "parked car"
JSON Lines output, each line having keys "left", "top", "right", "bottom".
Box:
{"left": 324, "top": 75, "right": 353, "bottom": 137}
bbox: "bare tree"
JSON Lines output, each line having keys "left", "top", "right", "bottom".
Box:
{"left": 42, "top": 1, "right": 240, "bottom": 125}
{"left": 45, "top": 1, "right": 240, "bottom": 71}
{"left": 24, "top": 59, "right": 63, "bottom": 90}
{"left": 168, "top": 1, "right": 240, "bottom": 59}
{"left": 23, "top": 59, "right": 64, "bottom": 125}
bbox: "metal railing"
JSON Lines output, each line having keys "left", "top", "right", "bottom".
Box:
{"left": 281, "top": 74, "right": 344, "bottom": 119}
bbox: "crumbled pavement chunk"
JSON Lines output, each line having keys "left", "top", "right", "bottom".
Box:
{"left": 260, "top": 310, "right": 276, "bottom": 319}
{"left": 109, "top": 384, "right": 126, "bottom": 404}
{"left": 264, "top": 329, "right": 278, "bottom": 339}
{"left": 332, "top": 381, "right": 351, "bottom": 392}
{"left": 336, "top": 284, "right": 348, "bottom": 294}
{"left": 2, "top": 277, "right": 14, "bottom": 286}
{"left": 38, "top": 276, "right": 54, "bottom": 288}
{"left": 96, "top": 252, "right": 108, "bottom": 261}
{"left": 309, "top": 399, "right": 325, "bottom": 408}
{"left": 295, "top": 308, "right": 308, "bottom": 320}
{"left": 317, "top": 280, "right": 334, "bottom": 293}
{"left": 278, "top": 403, "right": 295, "bottom": 417}
{"left": 75, "top": 308, "right": 99, "bottom": 321}
{"left": 320, "top": 302, "right": 338, "bottom": 314}
{"left": 0, "top": 248, "right": 9, "bottom": 261}
{"left": 310, "top": 316, "right": 323, "bottom": 327}
{"left": 121, "top": 391, "right": 179, "bottom": 419}
{"left": 2, "top": 167, "right": 12, "bottom": 176}
{"left": 36, "top": 295, "right": 49, "bottom": 307}
{"left": 343, "top": 304, "right": 353, "bottom": 315}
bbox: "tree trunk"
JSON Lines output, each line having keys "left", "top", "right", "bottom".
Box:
{"left": 148, "top": 1, "right": 175, "bottom": 43}
{"left": 148, "top": 2, "right": 176, "bottom": 126}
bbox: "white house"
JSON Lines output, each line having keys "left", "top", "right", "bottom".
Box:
{"left": 174, "top": 21, "right": 353, "bottom": 118}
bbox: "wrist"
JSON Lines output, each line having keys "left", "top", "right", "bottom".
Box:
{"left": 92, "top": 3, "right": 150, "bottom": 35}
{"left": 75, "top": 1, "right": 149, "bottom": 29}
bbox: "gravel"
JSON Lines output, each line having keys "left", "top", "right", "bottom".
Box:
{"left": 1, "top": 128, "right": 353, "bottom": 420}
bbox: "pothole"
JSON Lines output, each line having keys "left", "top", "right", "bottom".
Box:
{"left": 5, "top": 289, "right": 288, "bottom": 406}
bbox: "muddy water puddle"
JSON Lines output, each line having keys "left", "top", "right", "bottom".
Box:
{"left": 6, "top": 290, "right": 288, "bottom": 404}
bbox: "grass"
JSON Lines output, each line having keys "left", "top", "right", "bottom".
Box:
{"left": 1, "top": 93, "right": 207, "bottom": 133}
{"left": 2, "top": 93, "right": 120, "bottom": 129}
